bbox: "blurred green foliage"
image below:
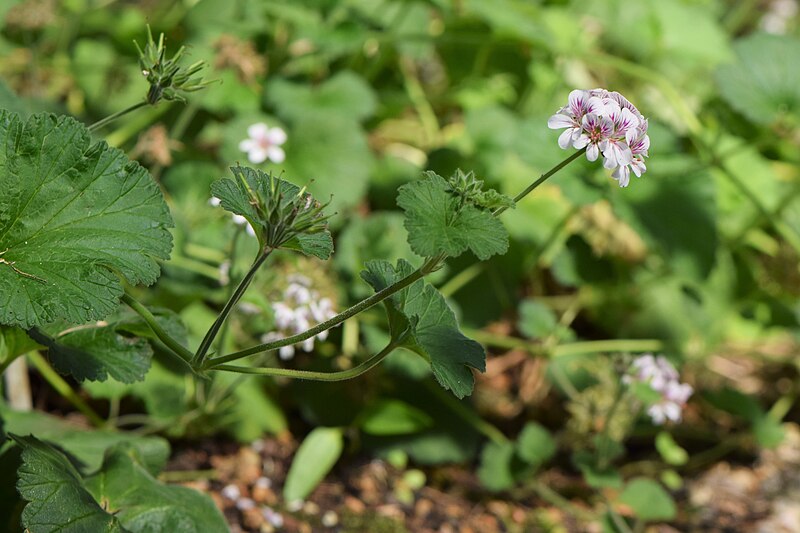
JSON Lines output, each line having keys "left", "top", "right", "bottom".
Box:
{"left": 1, "top": 0, "right": 799, "bottom": 529}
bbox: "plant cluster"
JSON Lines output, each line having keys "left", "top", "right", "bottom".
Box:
{"left": 0, "top": 2, "right": 798, "bottom": 531}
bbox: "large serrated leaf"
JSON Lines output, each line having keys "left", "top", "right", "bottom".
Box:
{"left": 361, "top": 259, "right": 486, "bottom": 398}
{"left": 397, "top": 173, "right": 508, "bottom": 260}
{"left": 29, "top": 325, "right": 151, "bottom": 384}
{"left": 12, "top": 435, "right": 127, "bottom": 533}
{"left": 0, "top": 112, "right": 173, "bottom": 329}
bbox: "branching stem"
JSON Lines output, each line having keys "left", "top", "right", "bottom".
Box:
{"left": 193, "top": 250, "right": 272, "bottom": 366}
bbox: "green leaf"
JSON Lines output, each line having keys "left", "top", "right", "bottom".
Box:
{"left": 283, "top": 427, "right": 344, "bottom": 502}
{"left": 0, "top": 112, "right": 173, "bottom": 329}
{"left": 12, "top": 435, "right": 126, "bottom": 533}
{"left": 753, "top": 415, "right": 785, "bottom": 449}
{"left": 360, "top": 400, "right": 434, "bottom": 436}
{"left": 572, "top": 450, "right": 623, "bottom": 489}
{"left": 221, "top": 377, "right": 288, "bottom": 441}
{"left": 84, "top": 444, "right": 228, "bottom": 532}
{"left": 280, "top": 117, "right": 373, "bottom": 215}
{"left": 655, "top": 431, "right": 688, "bottom": 466}
{"left": 2, "top": 405, "right": 169, "bottom": 474}
{"left": 28, "top": 325, "right": 152, "bottom": 384}
{"left": 618, "top": 478, "right": 676, "bottom": 521}
{"left": 25, "top": 306, "right": 185, "bottom": 384}
{"left": 1, "top": 326, "right": 38, "bottom": 363}
{"left": 397, "top": 172, "right": 508, "bottom": 260}
{"left": 517, "top": 300, "right": 558, "bottom": 339}
{"left": 265, "top": 71, "right": 376, "bottom": 124}
{"left": 477, "top": 441, "right": 516, "bottom": 492}
{"left": 361, "top": 259, "right": 486, "bottom": 398}
{"left": 716, "top": 34, "right": 800, "bottom": 124}
{"left": 283, "top": 232, "right": 334, "bottom": 261}
{"left": 516, "top": 422, "right": 557, "bottom": 467}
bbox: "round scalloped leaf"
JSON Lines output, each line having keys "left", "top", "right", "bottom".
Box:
{"left": 715, "top": 34, "right": 800, "bottom": 124}
{"left": 0, "top": 112, "right": 173, "bottom": 329}
{"left": 361, "top": 259, "right": 486, "bottom": 398}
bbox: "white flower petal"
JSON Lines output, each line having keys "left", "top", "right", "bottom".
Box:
{"left": 558, "top": 128, "right": 575, "bottom": 149}
{"left": 247, "top": 122, "right": 269, "bottom": 139}
{"left": 586, "top": 143, "right": 599, "bottom": 161}
{"left": 572, "top": 133, "right": 589, "bottom": 149}
{"left": 267, "top": 127, "right": 287, "bottom": 145}
{"left": 548, "top": 113, "right": 575, "bottom": 130}
{"left": 247, "top": 147, "right": 268, "bottom": 164}
{"left": 238, "top": 139, "right": 256, "bottom": 153}
{"left": 267, "top": 146, "right": 285, "bottom": 163}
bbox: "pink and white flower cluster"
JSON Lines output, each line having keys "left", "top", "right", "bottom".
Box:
{"left": 625, "top": 354, "right": 693, "bottom": 425}
{"left": 261, "top": 275, "right": 336, "bottom": 360}
{"left": 548, "top": 89, "right": 650, "bottom": 187}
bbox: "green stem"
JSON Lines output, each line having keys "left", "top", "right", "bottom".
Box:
{"left": 87, "top": 101, "right": 149, "bottom": 132}
{"left": 439, "top": 262, "right": 485, "bottom": 298}
{"left": 203, "top": 151, "right": 584, "bottom": 372}
{"left": 213, "top": 339, "right": 401, "bottom": 381}
{"left": 193, "top": 250, "right": 272, "bottom": 366}
{"left": 27, "top": 351, "right": 105, "bottom": 427}
{"left": 462, "top": 328, "right": 664, "bottom": 358}
{"left": 121, "top": 293, "right": 194, "bottom": 363}
{"left": 554, "top": 339, "right": 665, "bottom": 357}
{"left": 493, "top": 148, "right": 586, "bottom": 217}
{"left": 204, "top": 254, "right": 439, "bottom": 368}
{"left": 215, "top": 225, "right": 245, "bottom": 356}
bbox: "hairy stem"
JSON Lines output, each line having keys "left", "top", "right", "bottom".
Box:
{"left": 493, "top": 148, "right": 586, "bottom": 217}
{"left": 193, "top": 250, "right": 272, "bottom": 366}
{"left": 121, "top": 293, "right": 194, "bottom": 364}
{"left": 87, "top": 101, "right": 149, "bottom": 132}
{"left": 203, "top": 254, "right": 440, "bottom": 368}
{"left": 213, "top": 338, "right": 402, "bottom": 381}
{"left": 202, "top": 151, "right": 584, "bottom": 372}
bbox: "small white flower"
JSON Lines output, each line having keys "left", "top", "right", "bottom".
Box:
{"left": 549, "top": 88, "right": 650, "bottom": 186}
{"left": 209, "top": 196, "right": 221, "bottom": 207}
{"left": 262, "top": 277, "right": 337, "bottom": 360}
{"left": 239, "top": 123, "right": 287, "bottom": 164}
{"left": 548, "top": 89, "right": 606, "bottom": 150}
{"left": 626, "top": 353, "right": 692, "bottom": 425}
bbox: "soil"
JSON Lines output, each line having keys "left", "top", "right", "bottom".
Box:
{"left": 163, "top": 423, "right": 800, "bottom": 532}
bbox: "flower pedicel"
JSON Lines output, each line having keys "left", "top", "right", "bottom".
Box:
{"left": 548, "top": 89, "right": 650, "bottom": 187}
